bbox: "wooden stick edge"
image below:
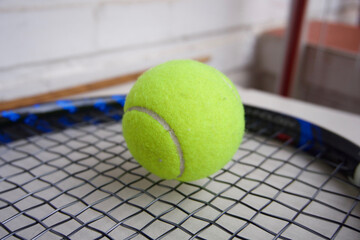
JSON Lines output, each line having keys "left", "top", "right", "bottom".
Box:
{"left": 0, "top": 56, "right": 210, "bottom": 111}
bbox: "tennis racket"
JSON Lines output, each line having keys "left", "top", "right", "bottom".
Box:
{"left": 0, "top": 95, "right": 359, "bottom": 239}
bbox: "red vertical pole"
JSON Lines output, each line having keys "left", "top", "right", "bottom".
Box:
{"left": 280, "top": 0, "right": 308, "bottom": 97}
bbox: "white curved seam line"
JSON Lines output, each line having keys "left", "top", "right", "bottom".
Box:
{"left": 219, "top": 74, "right": 233, "bottom": 90}
{"left": 126, "top": 106, "right": 185, "bottom": 178}
{"left": 218, "top": 74, "right": 241, "bottom": 102}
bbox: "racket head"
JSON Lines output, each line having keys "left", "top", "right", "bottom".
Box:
{"left": 0, "top": 96, "right": 359, "bottom": 239}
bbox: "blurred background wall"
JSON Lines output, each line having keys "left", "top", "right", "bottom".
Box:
{"left": 256, "top": 0, "right": 360, "bottom": 114}
{"left": 0, "top": 0, "right": 359, "bottom": 113}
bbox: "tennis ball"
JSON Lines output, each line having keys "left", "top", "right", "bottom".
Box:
{"left": 122, "top": 60, "right": 244, "bottom": 182}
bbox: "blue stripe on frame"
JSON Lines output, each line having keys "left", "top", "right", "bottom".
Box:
{"left": 56, "top": 100, "right": 77, "bottom": 113}
{"left": 58, "top": 116, "right": 74, "bottom": 127}
{"left": 94, "top": 99, "right": 108, "bottom": 112}
{"left": 24, "top": 114, "right": 38, "bottom": 126}
{"left": 36, "top": 120, "right": 53, "bottom": 132}
{"left": 297, "top": 119, "right": 314, "bottom": 150}
{"left": 110, "top": 114, "right": 122, "bottom": 121}
{"left": 1, "top": 111, "right": 21, "bottom": 122}
{"left": 0, "top": 133, "right": 12, "bottom": 143}
{"left": 111, "top": 95, "right": 126, "bottom": 107}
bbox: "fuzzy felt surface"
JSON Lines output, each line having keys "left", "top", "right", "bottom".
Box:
{"left": 123, "top": 60, "right": 245, "bottom": 182}
{"left": 122, "top": 110, "right": 181, "bottom": 179}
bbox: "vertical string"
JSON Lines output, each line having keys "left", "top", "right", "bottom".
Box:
{"left": 355, "top": 42, "right": 360, "bottom": 98}
{"left": 312, "top": 0, "right": 333, "bottom": 91}
{"left": 355, "top": 1, "right": 360, "bottom": 98}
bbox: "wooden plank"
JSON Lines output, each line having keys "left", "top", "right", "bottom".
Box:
{"left": 0, "top": 56, "right": 210, "bottom": 111}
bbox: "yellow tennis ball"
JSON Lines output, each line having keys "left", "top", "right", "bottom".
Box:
{"left": 122, "top": 60, "right": 245, "bottom": 182}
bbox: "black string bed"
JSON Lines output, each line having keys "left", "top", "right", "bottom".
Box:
{"left": 0, "top": 96, "right": 359, "bottom": 239}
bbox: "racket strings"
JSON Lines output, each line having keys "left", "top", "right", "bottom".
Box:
{"left": 231, "top": 122, "right": 359, "bottom": 239}
{"left": 0, "top": 107, "right": 359, "bottom": 239}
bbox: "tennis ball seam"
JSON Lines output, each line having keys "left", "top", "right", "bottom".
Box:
{"left": 216, "top": 72, "right": 242, "bottom": 103}
{"left": 126, "top": 106, "right": 185, "bottom": 178}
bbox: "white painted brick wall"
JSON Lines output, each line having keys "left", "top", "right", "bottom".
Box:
{"left": 0, "top": 6, "right": 95, "bottom": 68}
{"left": 96, "top": 1, "right": 172, "bottom": 50}
{"left": 0, "top": 0, "right": 293, "bottom": 102}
